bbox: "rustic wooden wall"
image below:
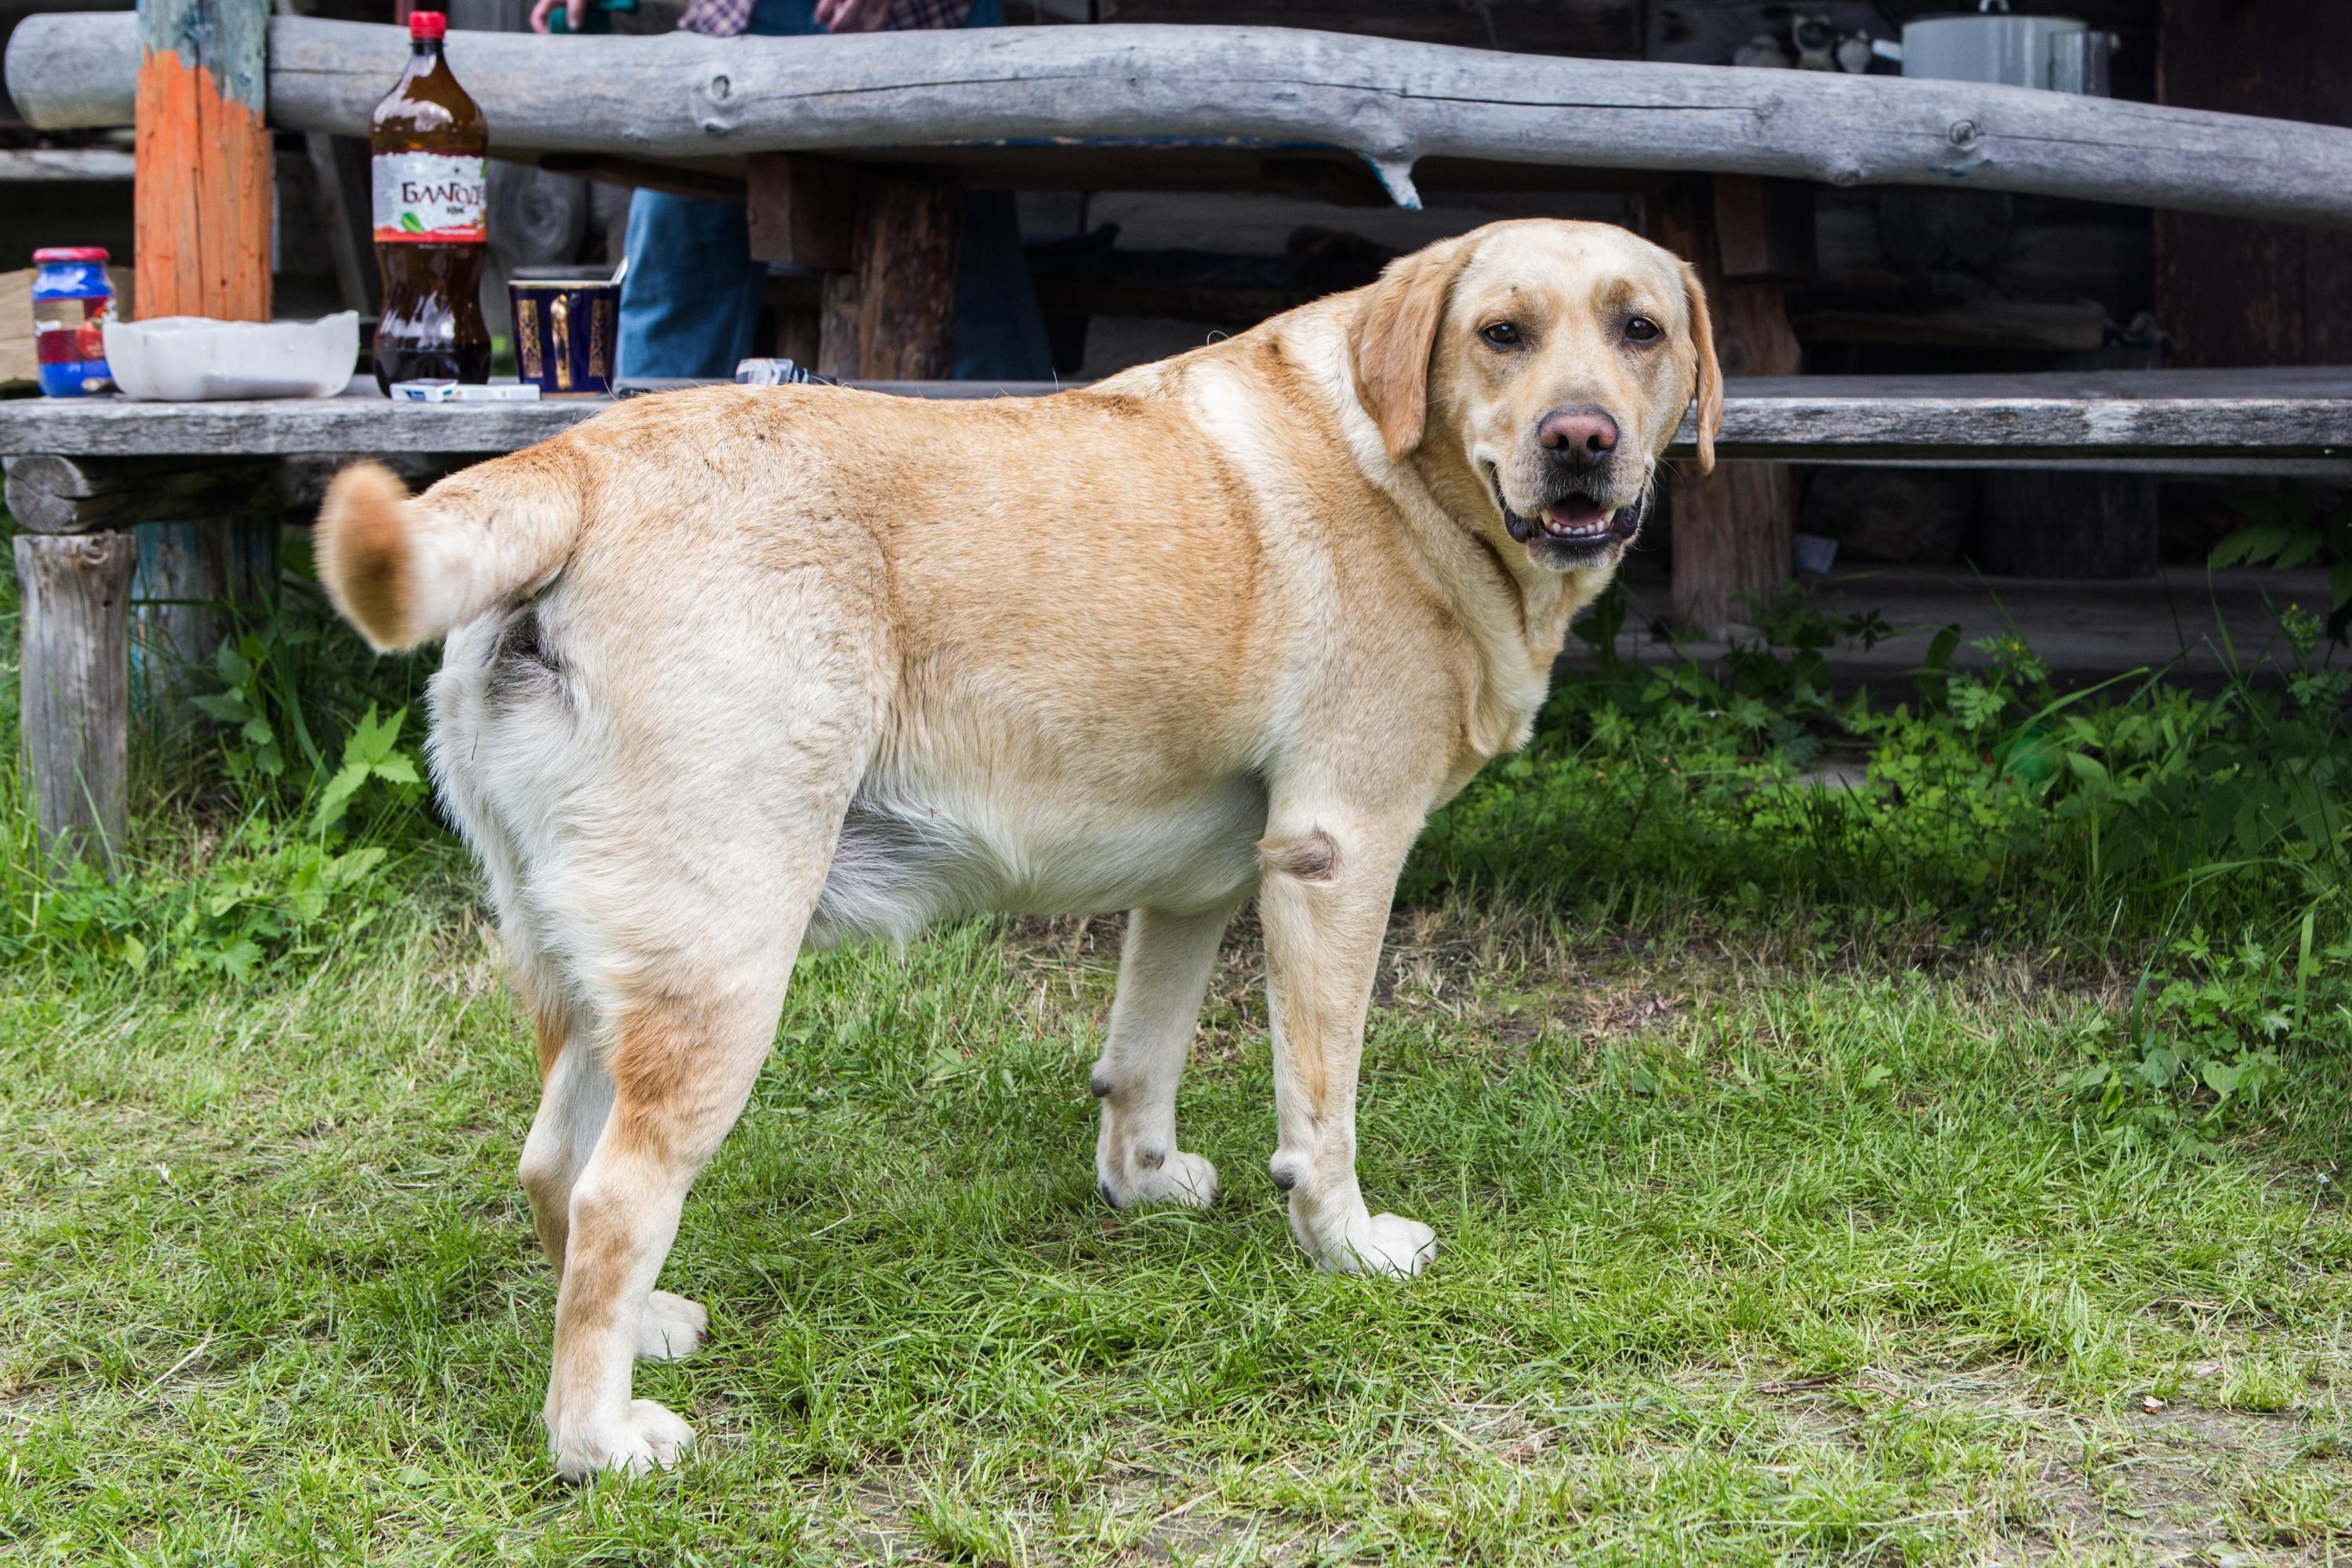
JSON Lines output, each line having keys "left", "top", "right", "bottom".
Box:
{"left": 2155, "top": 0, "right": 2352, "bottom": 368}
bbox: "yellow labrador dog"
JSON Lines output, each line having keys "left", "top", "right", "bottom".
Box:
{"left": 317, "top": 217, "right": 1721, "bottom": 1478}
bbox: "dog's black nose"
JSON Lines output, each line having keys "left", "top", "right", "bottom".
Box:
{"left": 1538, "top": 407, "right": 1619, "bottom": 459}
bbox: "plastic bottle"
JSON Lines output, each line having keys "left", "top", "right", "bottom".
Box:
{"left": 369, "top": 9, "right": 491, "bottom": 392}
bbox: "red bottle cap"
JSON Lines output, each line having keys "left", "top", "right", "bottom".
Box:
{"left": 409, "top": 9, "right": 447, "bottom": 38}
{"left": 32, "top": 247, "right": 110, "bottom": 263}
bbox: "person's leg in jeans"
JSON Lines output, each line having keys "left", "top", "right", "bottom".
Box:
{"left": 616, "top": 194, "right": 769, "bottom": 379}
{"left": 616, "top": 0, "right": 822, "bottom": 380}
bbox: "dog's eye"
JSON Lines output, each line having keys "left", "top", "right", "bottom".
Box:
{"left": 1479, "top": 322, "right": 1522, "bottom": 348}
{"left": 1624, "top": 315, "right": 1662, "bottom": 344}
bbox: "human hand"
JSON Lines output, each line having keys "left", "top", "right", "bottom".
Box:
{"left": 528, "top": 0, "right": 588, "bottom": 32}
{"left": 813, "top": 0, "right": 891, "bottom": 31}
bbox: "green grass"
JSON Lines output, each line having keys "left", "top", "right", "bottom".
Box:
{"left": 6, "top": 523, "right": 2352, "bottom": 1562}
{"left": 8, "top": 895, "right": 2352, "bottom": 1564}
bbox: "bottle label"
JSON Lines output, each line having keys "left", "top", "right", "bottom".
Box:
{"left": 372, "top": 151, "right": 487, "bottom": 243}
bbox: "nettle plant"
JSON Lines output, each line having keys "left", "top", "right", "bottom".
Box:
{"left": 1415, "top": 576, "right": 2352, "bottom": 1123}
{"left": 4, "top": 571, "right": 436, "bottom": 982}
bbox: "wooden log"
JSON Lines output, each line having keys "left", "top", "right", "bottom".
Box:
{"left": 816, "top": 174, "right": 961, "bottom": 381}
{"left": 15, "top": 530, "right": 138, "bottom": 871}
{"left": 17, "top": 15, "right": 2352, "bottom": 230}
{"left": 4, "top": 451, "right": 461, "bottom": 530}
{"left": 6, "top": 453, "right": 278, "bottom": 533}
{"left": 132, "top": 0, "right": 271, "bottom": 322}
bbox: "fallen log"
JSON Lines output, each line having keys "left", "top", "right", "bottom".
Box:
{"left": 11, "top": 13, "right": 2352, "bottom": 226}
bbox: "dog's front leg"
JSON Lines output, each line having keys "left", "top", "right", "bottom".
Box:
{"left": 1093, "top": 902, "right": 1239, "bottom": 1210}
{"left": 1257, "top": 807, "right": 1436, "bottom": 1278}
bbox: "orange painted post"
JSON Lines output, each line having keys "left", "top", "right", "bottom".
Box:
{"left": 134, "top": 0, "right": 271, "bottom": 321}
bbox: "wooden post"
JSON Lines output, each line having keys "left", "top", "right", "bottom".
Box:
{"left": 16, "top": 532, "right": 140, "bottom": 872}
{"left": 1652, "top": 176, "right": 1806, "bottom": 637}
{"left": 134, "top": 0, "right": 271, "bottom": 322}
{"left": 123, "top": 0, "right": 274, "bottom": 784}
{"left": 816, "top": 173, "right": 962, "bottom": 381}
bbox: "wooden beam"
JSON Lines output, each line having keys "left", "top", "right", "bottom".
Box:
{"left": 1711, "top": 176, "right": 1814, "bottom": 283}
{"left": 132, "top": 0, "right": 270, "bottom": 321}
{"left": 18, "top": 15, "right": 2352, "bottom": 230}
{"left": 15, "top": 531, "right": 137, "bottom": 872}
{"left": 744, "top": 154, "right": 857, "bottom": 272}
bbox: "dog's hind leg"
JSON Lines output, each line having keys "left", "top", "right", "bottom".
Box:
{"left": 536, "top": 786, "right": 862, "bottom": 1479}
{"left": 1091, "top": 903, "right": 1237, "bottom": 1210}
{"left": 518, "top": 1000, "right": 709, "bottom": 1363}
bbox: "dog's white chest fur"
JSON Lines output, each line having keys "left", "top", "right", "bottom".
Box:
{"left": 804, "top": 774, "right": 1268, "bottom": 949}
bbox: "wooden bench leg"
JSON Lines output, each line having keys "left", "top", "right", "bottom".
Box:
{"left": 818, "top": 172, "right": 964, "bottom": 381}
{"left": 15, "top": 531, "right": 137, "bottom": 872}
{"left": 1652, "top": 176, "right": 1808, "bottom": 637}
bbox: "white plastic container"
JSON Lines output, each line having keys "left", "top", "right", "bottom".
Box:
{"left": 101, "top": 312, "right": 359, "bottom": 401}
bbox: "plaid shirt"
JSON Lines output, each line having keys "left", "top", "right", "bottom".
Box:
{"left": 677, "top": 0, "right": 971, "bottom": 39}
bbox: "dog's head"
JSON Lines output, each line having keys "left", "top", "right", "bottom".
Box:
{"left": 1348, "top": 220, "right": 1721, "bottom": 575}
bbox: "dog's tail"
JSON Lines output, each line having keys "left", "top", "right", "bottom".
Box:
{"left": 316, "top": 448, "right": 587, "bottom": 653}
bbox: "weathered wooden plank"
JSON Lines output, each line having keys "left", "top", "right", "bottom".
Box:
{"left": 133, "top": 0, "right": 272, "bottom": 322}
{"left": 16, "top": 15, "right": 2352, "bottom": 230}
{"left": 4, "top": 372, "right": 2350, "bottom": 462}
{"left": 15, "top": 530, "right": 137, "bottom": 871}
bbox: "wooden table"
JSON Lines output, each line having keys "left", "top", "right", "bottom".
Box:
{"left": 6, "top": 367, "right": 2352, "bottom": 866}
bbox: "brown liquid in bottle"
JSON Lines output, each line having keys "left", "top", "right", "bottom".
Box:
{"left": 370, "top": 9, "right": 492, "bottom": 391}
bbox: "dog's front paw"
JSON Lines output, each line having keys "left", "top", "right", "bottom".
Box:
{"left": 1298, "top": 1210, "right": 1438, "bottom": 1278}
{"left": 634, "top": 1290, "right": 709, "bottom": 1362}
{"left": 551, "top": 1399, "right": 695, "bottom": 1479}
{"left": 1098, "top": 1148, "right": 1221, "bottom": 1210}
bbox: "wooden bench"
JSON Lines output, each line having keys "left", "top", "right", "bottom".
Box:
{"left": 7, "top": 368, "right": 2350, "bottom": 863}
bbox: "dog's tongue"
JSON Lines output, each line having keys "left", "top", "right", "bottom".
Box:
{"left": 1544, "top": 497, "right": 1610, "bottom": 538}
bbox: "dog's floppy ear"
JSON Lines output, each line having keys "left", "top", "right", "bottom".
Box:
{"left": 1681, "top": 260, "right": 1724, "bottom": 475}
{"left": 1350, "top": 240, "right": 1465, "bottom": 462}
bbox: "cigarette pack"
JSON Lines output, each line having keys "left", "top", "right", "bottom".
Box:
{"left": 389, "top": 380, "right": 543, "bottom": 403}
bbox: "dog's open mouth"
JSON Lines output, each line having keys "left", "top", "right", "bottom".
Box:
{"left": 1540, "top": 495, "right": 1613, "bottom": 541}
{"left": 1490, "top": 470, "right": 1642, "bottom": 555}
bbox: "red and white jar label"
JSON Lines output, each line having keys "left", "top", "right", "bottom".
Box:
{"left": 372, "top": 151, "right": 487, "bottom": 243}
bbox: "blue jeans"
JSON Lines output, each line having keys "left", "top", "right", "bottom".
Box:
{"left": 617, "top": 0, "right": 1050, "bottom": 380}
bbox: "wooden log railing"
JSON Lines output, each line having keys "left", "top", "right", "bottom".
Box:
{"left": 13, "top": 14, "right": 2352, "bottom": 228}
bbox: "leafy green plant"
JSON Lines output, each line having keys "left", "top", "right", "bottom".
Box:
{"left": 2210, "top": 482, "right": 2352, "bottom": 642}
{"left": 1415, "top": 581, "right": 2352, "bottom": 1105}
{"left": 2, "top": 536, "right": 440, "bottom": 984}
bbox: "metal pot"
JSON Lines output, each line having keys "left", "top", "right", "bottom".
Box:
{"left": 1893, "top": 1, "right": 2117, "bottom": 96}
